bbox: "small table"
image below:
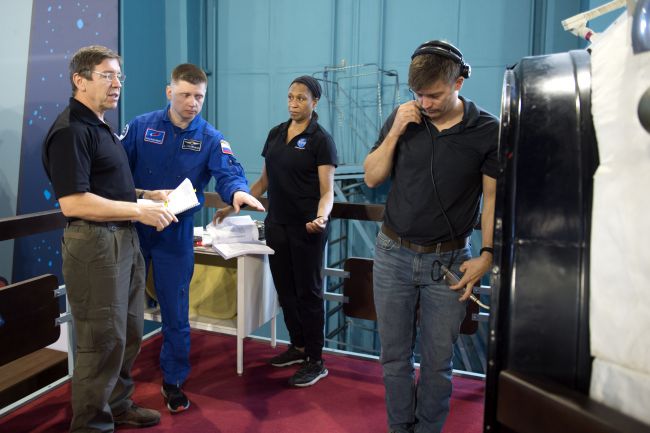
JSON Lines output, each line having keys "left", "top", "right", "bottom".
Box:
{"left": 144, "top": 248, "right": 278, "bottom": 375}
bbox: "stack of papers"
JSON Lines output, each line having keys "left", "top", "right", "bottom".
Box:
{"left": 205, "top": 216, "right": 274, "bottom": 259}
{"left": 207, "top": 215, "right": 259, "bottom": 244}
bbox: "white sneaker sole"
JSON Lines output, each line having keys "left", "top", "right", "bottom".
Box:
{"left": 271, "top": 358, "right": 306, "bottom": 367}
{"left": 291, "top": 368, "right": 329, "bottom": 387}
{"left": 161, "top": 386, "right": 191, "bottom": 413}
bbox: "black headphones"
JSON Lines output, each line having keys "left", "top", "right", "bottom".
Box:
{"left": 411, "top": 40, "right": 471, "bottom": 79}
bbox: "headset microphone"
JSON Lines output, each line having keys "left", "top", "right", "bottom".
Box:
{"left": 411, "top": 40, "right": 471, "bottom": 79}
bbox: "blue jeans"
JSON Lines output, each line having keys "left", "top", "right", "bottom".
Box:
{"left": 373, "top": 230, "right": 470, "bottom": 433}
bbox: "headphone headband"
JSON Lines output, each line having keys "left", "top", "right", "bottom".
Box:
{"left": 411, "top": 40, "right": 471, "bottom": 79}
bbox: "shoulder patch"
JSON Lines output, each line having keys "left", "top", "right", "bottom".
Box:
{"left": 220, "top": 139, "right": 233, "bottom": 155}
{"left": 117, "top": 124, "right": 129, "bottom": 140}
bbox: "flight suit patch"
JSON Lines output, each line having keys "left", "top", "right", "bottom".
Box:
{"left": 182, "top": 139, "right": 202, "bottom": 152}
{"left": 220, "top": 140, "right": 233, "bottom": 155}
{"left": 144, "top": 128, "right": 165, "bottom": 144}
{"left": 117, "top": 124, "right": 129, "bottom": 140}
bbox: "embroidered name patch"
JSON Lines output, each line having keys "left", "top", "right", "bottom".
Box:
{"left": 144, "top": 128, "right": 165, "bottom": 144}
{"left": 220, "top": 140, "right": 233, "bottom": 155}
{"left": 182, "top": 139, "right": 202, "bottom": 152}
{"left": 295, "top": 137, "right": 307, "bottom": 150}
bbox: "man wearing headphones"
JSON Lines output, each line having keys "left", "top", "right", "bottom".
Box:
{"left": 364, "top": 41, "right": 498, "bottom": 433}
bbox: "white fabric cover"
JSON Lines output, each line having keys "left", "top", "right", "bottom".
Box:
{"left": 589, "top": 11, "right": 650, "bottom": 426}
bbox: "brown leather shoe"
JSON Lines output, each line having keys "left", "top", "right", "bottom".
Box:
{"left": 113, "top": 404, "right": 161, "bottom": 427}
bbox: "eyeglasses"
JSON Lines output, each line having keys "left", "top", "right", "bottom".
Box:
{"left": 91, "top": 71, "right": 126, "bottom": 84}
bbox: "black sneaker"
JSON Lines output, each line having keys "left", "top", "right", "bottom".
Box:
{"left": 268, "top": 345, "right": 306, "bottom": 367}
{"left": 288, "top": 358, "right": 328, "bottom": 387}
{"left": 113, "top": 404, "right": 161, "bottom": 427}
{"left": 161, "top": 382, "right": 190, "bottom": 413}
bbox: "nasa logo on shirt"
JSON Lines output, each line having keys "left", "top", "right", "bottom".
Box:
{"left": 117, "top": 124, "right": 129, "bottom": 140}
{"left": 295, "top": 137, "right": 307, "bottom": 150}
{"left": 220, "top": 140, "right": 233, "bottom": 155}
{"left": 182, "top": 139, "right": 202, "bottom": 152}
{"left": 144, "top": 128, "right": 165, "bottom": 144}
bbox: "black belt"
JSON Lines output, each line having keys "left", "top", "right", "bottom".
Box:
{"left": 67, "top": 219, "right": 133, "bottom": 229}
{"left": 380, "top": 225, "right": 468, "bottom": 254}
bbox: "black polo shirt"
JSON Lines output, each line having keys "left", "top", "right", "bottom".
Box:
{"left": 263, "top": 114, "right": 338, "bottom": 224}
{"left": 42, "top": 98, "right": 136, "bottom": 203}
{"left": 370, "top": 96, "right": 498, "bottom": 244}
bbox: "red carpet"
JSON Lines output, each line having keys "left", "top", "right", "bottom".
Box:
{"left": 0, "top": 331, "right": 484, "bottom": 433}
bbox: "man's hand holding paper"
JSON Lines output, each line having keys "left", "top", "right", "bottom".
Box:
{"left": 138, "top": 178, "right": 200, "bottom": 216}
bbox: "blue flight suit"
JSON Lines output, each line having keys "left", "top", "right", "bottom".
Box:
{"left": 122, "top": 106, "right": 249, "bottom": 386}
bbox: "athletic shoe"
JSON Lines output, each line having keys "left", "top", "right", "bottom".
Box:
{"left": 268, "top": 345, "right": 307, "bottom": 367}
{"left": 161, "top": 382, "right": 190, "bottom": 413}
{"left": 288, "top": 358, "right": 328, "bottom": 387}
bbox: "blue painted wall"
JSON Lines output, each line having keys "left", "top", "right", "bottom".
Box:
{"left": 1, "top": 0, "right": 623, "bottom": 282}
{"left": 119, "top": 0, "right": 168, "bottom": 122}
{"left": 121, "top": 0, "right": 591, "bottom": 181}
{"left": 120, "top": 0, "right": 207, "bottom": 124}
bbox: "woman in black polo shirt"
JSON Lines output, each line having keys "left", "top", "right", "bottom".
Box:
{"left": 216, "top": 76, "right": 337, "bottom": 387}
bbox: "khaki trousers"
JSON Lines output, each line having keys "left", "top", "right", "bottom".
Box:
{"left": 62, "top": 221, "right": 145, "bottom": 433}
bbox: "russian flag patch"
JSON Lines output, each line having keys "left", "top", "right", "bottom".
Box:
{"left": 220, "top": 139, "right": 233, "bottom": 155}
{"left": 144, "top": 128, "right": 165, "bottom": 144}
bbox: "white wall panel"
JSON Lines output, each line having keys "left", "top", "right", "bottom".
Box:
{"left": 0, "top": 1, "right": 34, "bottom": 282}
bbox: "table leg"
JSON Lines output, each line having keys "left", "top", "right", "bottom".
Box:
{"left": 271, "top": 315, "right": 277, "bottom": 348}
{"left": 237, "top": 256, "right": 245, "bottom": 375}
{"left": 237, "top": 333, "right": 243, "bottom": 375}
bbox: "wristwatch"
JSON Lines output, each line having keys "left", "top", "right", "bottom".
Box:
{"left": 479, "top": 246, "right": 494, "bottom": 255}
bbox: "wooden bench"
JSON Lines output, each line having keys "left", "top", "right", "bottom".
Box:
{"left": 0, "top": 348, "right": 68, "bottom": 408}
{"left": 0, "top": 211, "right": 69, "bottom": 411}
{"left": 0, "top": 274, "right": 66, "bottom": 407}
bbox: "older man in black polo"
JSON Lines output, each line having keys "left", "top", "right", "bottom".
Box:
{"left": 42, "top": 45, "right": 177, "bottom": 432}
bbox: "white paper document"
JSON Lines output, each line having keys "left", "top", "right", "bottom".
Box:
{"left": 165, "top": 178, "right": 200, "bottom": 214}
{"left": 137, "top": 178, "right": 200, "bottom": 215}
{"left": 206, "top": 216, "right": 258, "bottom": 244}
{"left": 211, "top": 242, "right": 274, "bottom": 260}
{"left": 205, "top": 216, "right": 274, "bottom": 259}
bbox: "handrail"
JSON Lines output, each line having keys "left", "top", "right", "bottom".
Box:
{"left": 202, "top": 193, "right": 385, "bottom": 222}
{"left": 0, "top": 200, "right": 385, "bottom": 240}
{"left": 0, "top": 210, "right": 66, "bottom": 242}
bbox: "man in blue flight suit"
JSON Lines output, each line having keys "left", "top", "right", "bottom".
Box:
{"left": 122, "top": 63, "right": 264, "bottom": 414}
